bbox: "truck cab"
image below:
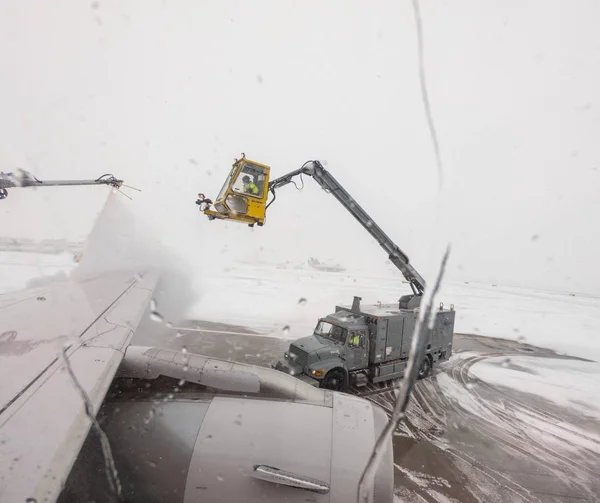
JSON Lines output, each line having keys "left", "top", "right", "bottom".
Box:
{"left": 273, "top": 311, "right": 370, "bottom": 391}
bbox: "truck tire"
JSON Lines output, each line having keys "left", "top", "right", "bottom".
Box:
{"left": 322, "top": 369, "right": 348, "bottom": 392}
{"left": 417, "top": 355, "right": 432, "bottom": 380}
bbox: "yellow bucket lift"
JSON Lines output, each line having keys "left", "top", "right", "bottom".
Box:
{"left": 198, "top": 154, "right": 271, "bottom": 227}
{"left": 197, "top": 154, "right": 427, "bottom": 297}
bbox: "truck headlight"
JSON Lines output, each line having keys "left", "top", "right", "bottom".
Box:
{"left": 311, "top": 369, "right": 324, "bottom": 377}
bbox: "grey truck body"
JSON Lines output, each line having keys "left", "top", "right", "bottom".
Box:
{"left": 273, "top": 298, "right": 455, "bottom": 390}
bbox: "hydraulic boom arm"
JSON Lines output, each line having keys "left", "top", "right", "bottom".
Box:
{"left": 268, "top": 161, "right": 426, "bottom": 296}
{"left": 0, "top": 170, "right": 127, "bottom": 200}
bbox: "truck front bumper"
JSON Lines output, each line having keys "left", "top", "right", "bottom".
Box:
{"left": 272, "top": 360, "right": 321, "bottom": 388}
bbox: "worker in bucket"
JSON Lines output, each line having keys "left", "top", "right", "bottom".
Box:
{"left": 242, "top": 175, "right": 259, "bottom": 195}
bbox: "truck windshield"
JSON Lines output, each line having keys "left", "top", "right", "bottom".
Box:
{"left": 314, "top": 321, "right": 347, "bottom": 344}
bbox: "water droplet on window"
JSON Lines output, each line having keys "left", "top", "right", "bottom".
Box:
{"left": 37, "top": 296, "right": 46, "bottom": 301}
{"left": 516, "top": 335, "right": 526, "bottom": 343}
{"left": 465, "top": 382, "right": 474, "bottom": 390}
{"left": 176, "top": 331, "right": 184, "bottom": 338}
{"left": 178, "top": 379, "right": 186, "bottom": 386}
{"left": 531, "top": 234, "right": 540, "bottom": 241}
{"left": 282, "top": 325, "right": 290, "bottom": 335}
{"left": 168, "top": 393, "right": 174, "bottom": 399}
{"left": 257, "top": 74, "right": 263, "bottom": 84}
{"left": 217, "top": 475, "right": 225, "bottom": 482}
{"left": 26, "top": 498, "right": 37, "bottom": 503}
{"left": 501, "top": 358, "right": 511, "bottom": 368}
{"left": 181, "top": 346, "right": 188, "bottom": 353}
{"left": 150, "top": 298, "right": 158, "bottom": 311}
{"left": 298, "top": 297, "right": 307, "bottom": 305}
{"left": 165, "top": 321, "right": 173, "bottom": 329}
{"left": 144, "top": 409, "right": 155, "bottom": 425}
{"left": 150, "top": 311, "right": 163, "bottom": 323}
{"left": 365, "top": 220, "right": 373, "bottom": 228}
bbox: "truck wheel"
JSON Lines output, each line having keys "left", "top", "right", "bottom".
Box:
{"left": 323, "top": 369, "right": 347, "bottom": 392}
{"left": 417, "top": 355, "right": 432, "bottom": 380}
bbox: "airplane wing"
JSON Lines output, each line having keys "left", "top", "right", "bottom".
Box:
{"left": 0, "top": 271, "right": 159, "bottom": 503}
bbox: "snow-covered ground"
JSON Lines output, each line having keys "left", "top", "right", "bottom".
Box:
{"left": 407, "top": 351, "right": 600, "bottom": 501}
{"left": 0, "top": 252, "right": 600, "bottom": 361}
{"left": 469, "top": 355, "right": 600, "bottom": 421}
{"left": 190, "top": 261, "right": 600, "bottom": 362}
{"left": 2, "top": 254, "right": 600, "bottom": 362}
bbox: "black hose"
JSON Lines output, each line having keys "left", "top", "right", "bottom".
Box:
{"left": 266, "top": 187, "right": 277, "bottom": 210}
{"left": 95, "top": 173, "right": 115, "bottom": 182}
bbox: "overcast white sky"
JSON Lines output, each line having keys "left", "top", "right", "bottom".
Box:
{"left": 0, "top": 0, "right": 599, "bottom": 295}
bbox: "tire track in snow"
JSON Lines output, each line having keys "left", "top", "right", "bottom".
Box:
{"left": 364, "top": 352, "right": 600, "bottom": 502}
{"left": 443, "top": 355, "right": 598, "bottom": 500}
{"left": 457, "top": 356, "right": 600, "bottom": 479}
